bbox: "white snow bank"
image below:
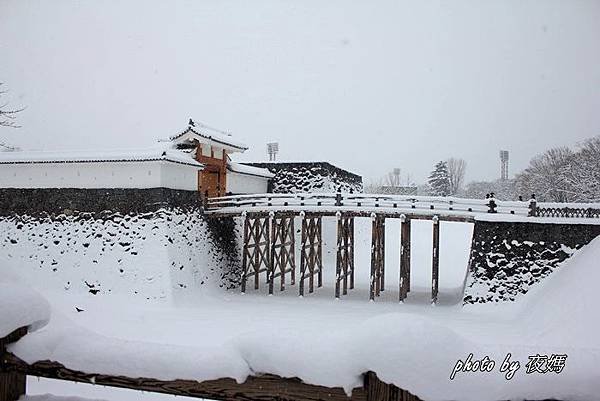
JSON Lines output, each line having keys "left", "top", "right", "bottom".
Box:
{"left": 9, "top": 309, "right": 473, "bottom": 395}
{"left": 0, "top": 266, "right": 50, "bottom": 338}
{"left": 10, "top": 313, "right": 249, "bottom": 384}
{"left": 519, "top": 235, "right": 600, "bottom": 346}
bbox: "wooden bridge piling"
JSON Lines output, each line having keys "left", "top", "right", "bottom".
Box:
{"left": 431, "top": 216, "right": 440, "bottom": 305}
{"left": 270, "top": 214, "right": 296, "bottom": 293}
{"left": 240, "top": 213, "right": 271, "bottom": 293}
{"left": 399, "top": 215, "right": 411, "bottom": 302}
{"left": 369, "top": 214, "right": 385, "bottom": 301}
{"left": 336, "top": 213, "right": 355, "bottom": 298}
{"left": 300, "top": 213, "right": 323, "bottom": 296}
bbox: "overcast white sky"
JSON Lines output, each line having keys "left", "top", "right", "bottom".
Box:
{"left": 1, "top": 0, "right": 599, "bottom": 184}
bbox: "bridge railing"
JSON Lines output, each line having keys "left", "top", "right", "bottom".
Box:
{"left": 206, "top": 193, "right": 600, "bottom": 218}
{"left": 206, "top": 193, "right": 531, "bottom": 215}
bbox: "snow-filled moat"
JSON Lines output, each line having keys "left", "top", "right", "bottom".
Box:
{"left": 2, "top": 216, "right": 600, "bottom": 401}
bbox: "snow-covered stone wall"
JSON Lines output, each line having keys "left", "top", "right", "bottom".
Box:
{"left": 0, "top": 188, "right": 239, "bottom": 302}
{"left": 243, "top": 162, "right": 362, "bottom": 193}
{"left": 463, "top": 220, "right": 600, "bottom": 304}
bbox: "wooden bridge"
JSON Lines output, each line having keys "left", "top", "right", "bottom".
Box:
{"left": 206, "top": 192, "right": 600, "bottom": 303}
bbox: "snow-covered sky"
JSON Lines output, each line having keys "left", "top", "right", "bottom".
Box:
{"left": 1, "top": 0, "right": 599, "bottom": 184}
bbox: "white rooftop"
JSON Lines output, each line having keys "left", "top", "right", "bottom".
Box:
{"left": 0, "top": 142, "right": 203, "bottom": 168}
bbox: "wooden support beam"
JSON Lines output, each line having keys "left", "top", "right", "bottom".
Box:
{"left": 0, "top": 327, "right": 27, "bottom": 401}
{"left": 399, "top": 215, "right": 411, "bottom": 302}
{"left": 431, "top": 216, "right": 440, "bottom": 305}
{"left": 300, "top": 214, "right": 323, "bottom": 296}
{"left": 336, "top": 213, "right": 355, "bottom": 298}
{"left": 364, "top": 372, "right": 422, "bottom": 401}
{"left": 239, "top": 214, "right": 271, "bottom": 293}
{"left": 369, "top": 214, "right": 385, "bottom": 301}
{"left": 270, "top": 215, "right": 296, "bottom": 292}
{"left": 241, "top": 214, "right": 249, "bottom": 293}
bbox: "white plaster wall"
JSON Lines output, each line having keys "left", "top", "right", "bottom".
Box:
{"left": 227, "top": 171, "right": 269, "bottom": 194}
{"left": 160, "top": 162, "right": 199, "bottom": 191}
{"left": 0, "top": 161, "right": 200, "bottom": 190}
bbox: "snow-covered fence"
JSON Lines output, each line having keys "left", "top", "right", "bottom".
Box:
{"left": 207, "top": 193, "right": 600, "bottom": 219}
{"left": 207, "top": 193, "right": 528, "bottom": 216}
{"left": 0, "top": 327, "right": 421, "bottom": 401}
{"left": 529, "top": 200, "right": 600, "bottom": 218}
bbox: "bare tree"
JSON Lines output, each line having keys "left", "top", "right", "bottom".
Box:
{"left": 562, "top": 136, "right": 600, "bottom": 202}
{"left": 446, "top": 157, "right": 467, "bottom": 195}
{"left": 515, "top": 147, "right": 575, "bottom": 202}
{"left": 0, "top": 83, "right": 24, "bottom": 128}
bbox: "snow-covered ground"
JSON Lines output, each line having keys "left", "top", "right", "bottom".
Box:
{"left": 3, "top": 219, "right": 599, "bottom": 401}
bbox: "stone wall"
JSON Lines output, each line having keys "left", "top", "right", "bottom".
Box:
{"left": 243, "top": 162, "right": 363, "bottom": 193}
{"left": 0, "top": 188, "right": 240, "bottom": 301}
{"left": 463, "top": 220, "right": 600, "bottom": 304}
{"left": 0, "top": 188, "right": 201, "bottom": 216}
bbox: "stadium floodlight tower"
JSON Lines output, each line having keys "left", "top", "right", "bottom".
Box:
{"left": 500, "top": 150, "right": 509, "bottom": 180}
{"left": 393, "top": 168, "right": 401, "bottom": 187}
{"left": 267, "top": 142, "right": 279, "bottom": 161}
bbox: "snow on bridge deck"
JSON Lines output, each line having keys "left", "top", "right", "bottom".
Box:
{"left": 205, "top": 193, "right": 530, "bottom": 222}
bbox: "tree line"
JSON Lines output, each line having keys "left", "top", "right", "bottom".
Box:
{"left": 370, "top": 136, "right": 600, "bottom": 203}
{"left": 430, "top": 137, "right": 600, "bottom": 202}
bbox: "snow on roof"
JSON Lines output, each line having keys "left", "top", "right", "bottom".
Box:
{"left": 0, "top": 143, "right": 204, "bottom": 168}
{"left": 170, "top": 126, "right": 248, "bottom": 152}
{"left": 228, "top": 162, "right": 274, "bottom": 178}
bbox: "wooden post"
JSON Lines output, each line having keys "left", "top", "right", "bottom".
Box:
{"left": 1, "top": 327, "right": 27, "bottom": 401}
{"left": 336, "top": 212, "right": 343, "bottom": 299}
{"left": 270, "top": 215, "right": 296, "bottom": 293}
{"left": 399, "top": 215, "right": 411, "bottom": 302}
{"left": 431, "top": 216, "right": 440, "bottom": 305}
{"left": 348, "top": 217, "right": 355, "bottom": 290}
{"left": 380, "top": 218, "right": 385, "bottom": 292}
{"left": 267, "top": 213, "right": 275, "bottom": 295}
{"left": 299, "top": 214, "right": 323, "bottom": 296}
{"left": 241, "top": 213, "right": 249, "bottom": 293}
{"left": 289, "top": 217, "right": 296, "bottom": 286}
{"left": 336, "top": 214, "right": 355, "bottom": 298}
{"left": 254, "top": 216, "right": 260, "bottom": 290}
{"left": 364, "top": 372, "right": 422, "bottom": 401}
{"left": 317, "top": 217, "right": 323, "bottom": 288}
{"left": 370, "top": 214, "right": 384, "bottom": 301}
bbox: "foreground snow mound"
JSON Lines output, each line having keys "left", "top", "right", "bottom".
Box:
{"left": 10, "top": 313, "right": 249, "bottom": 384}
{"left": 520, "top": 235, "right": 600, "bottom": 346}
{"left": 228, "top": 313, "right": 476, "bottom": 395}
{"left": 0, "top": 266, "right": 50, "bottom": 337}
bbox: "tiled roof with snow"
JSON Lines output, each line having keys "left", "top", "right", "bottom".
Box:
{"left": 0, "top": 144, "right": 203, "bottom": 168}
{"left": 170, "top": 127, "right": 248, "bottom": 151}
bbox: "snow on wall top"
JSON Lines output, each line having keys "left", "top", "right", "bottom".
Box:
{"left": 0, "top": 143, "right": 204, "bottom": 168}
{"left": 228, "top": 162, "right": 274, "bottom": 178}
